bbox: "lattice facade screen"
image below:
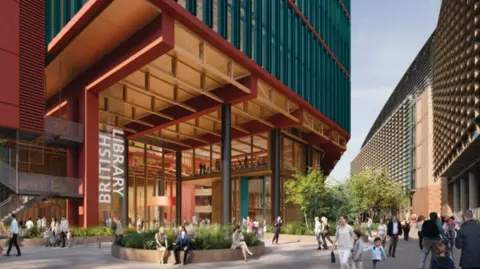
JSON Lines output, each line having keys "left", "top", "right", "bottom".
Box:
{"left": 433, "top": 0, "right": 480, "bottom": 178}
{"left": 352, "top": 35, "right": 434, "bottom": 190}
{"left": 362, "top": 35, "right": 434, "bottom": 148}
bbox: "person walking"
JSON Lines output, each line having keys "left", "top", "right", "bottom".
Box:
{"left": 114, "top": 216, "right": 123, "bottom": 244}
{"left": 386, "top": 216, "right": 402, "bottom": 258}
{"left": 44, "top": 228, "right": 51, "bottom": 247}
{"left": 363, "top": 237, "right": 387, "bottom": 269}
{"left": 351, "top": 230, "right": 364, "bottom": 269}
{"left": 173, "top": 226, "right": 191, "bottom": 265}
{"left": 0, "top": 221, "right": 6, "bottom": 254}
{"left": 377, "top": 218, "right": 387, "bottom": 248}
{"left": 247, "top": 218, "right": 254, "bottom": 233}
{"left": 5, "top": 213, "right": 21, "bottom": 256}
{"left": 314, "top": 217, "right": 324, "bottom": 250}
{"left": 262, "top": 218, "right": 267, "bottom": 237}
{"left": 445, "top": 216, "right": 458, "bottom": 260}
{"left": 418, "top": 212, "right": 448, "bottom": 269}
{"left": 333, "top": 215, "right": 354, "bottom": 269}
{"left": 321, "top": 216, "right": 334, "bottom": 249}
{"left": 231, "top": 225, "right": 253, "bottom": 261}
{"left": 416, "top": 215, "right": 425, "bottom": 250}
{"left": 253, "top": 218, "right": 259, "bottom": 236}
{"left": 60, "top": 216, "right": 69, "bottom": 248}
{"left": 402, "top": 217, "right": 411, "bottom": 241}
{"left": 455, "top": 210, "right": 480, "bottom": 269}
{"left": 367, "top": 216, "right": 373, "bottom": 238}
{"left": 272, "top": 216, "right": 282, "bottom": 245}
{"left": 155, "top": 227, "right": 168, "bottom": 264}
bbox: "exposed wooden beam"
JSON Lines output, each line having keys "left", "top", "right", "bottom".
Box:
{"left": 99, "top": 120, "right": 137, "bottom": 134}
{"left": 121, "top": 80, "right": 196, "bottom": 113}
{"left": 161, "top": 128, "right": 209, "bottom": 144}
{"left": 173, "top": 46, "right": 251, "bottom": 94}
{"left": 147, "top": 62, "right": 224, "bottom": 103}
{"left": 203, "top": 114, "right": 250, "bottom": 134}
{"left": 146, "top": 133, "right": 190, "bottom": 148}
{"left": 104, "top": 94, "right": 174, "bottom": 121}
{"left": 232, "top": 106, "right": 274, "bottom": 128}
{"left": 100, "top": 109, "right": 154, "bottom": 128}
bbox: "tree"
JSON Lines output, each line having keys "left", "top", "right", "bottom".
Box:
{"left": 284, "top": 168, "right": 327, "bottom": 230}
{"left": 348, "top": 168, "right": 408, "bottom": 219}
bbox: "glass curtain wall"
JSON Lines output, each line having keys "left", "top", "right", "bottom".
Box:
{"left": 280, "top": 134, "right": 306, "bottom": 223}
{"left": 127, "top": 142, "right": 177, "bottom": 230}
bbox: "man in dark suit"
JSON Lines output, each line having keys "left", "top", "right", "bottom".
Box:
{"left": 387, "top": 216, "right": 402, "bottom": 257}
{"left": 272, "top": 216, "right": 283, "bottom": 244}
{"left": 173, "top": 225, "right": 191, "bottom": 265}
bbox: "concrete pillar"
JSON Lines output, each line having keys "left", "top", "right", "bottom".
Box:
{"left": 453, "top": 181, "right": 460, "bottom": 212}
{"left": 469, "top": 172, "right": 479, "bottom": 209}
{"left": 221, "top": 104, "right": 231, "bottom": 225}
{"left": 460, "top": 177, "right": 469, "bottom": 211}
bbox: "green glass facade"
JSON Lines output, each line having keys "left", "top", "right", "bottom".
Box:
{"left": 186, "top": 0, "right": 352, "bottom": 133}
{"left": 45, "top": 0, "right": 86, "bottom": 45}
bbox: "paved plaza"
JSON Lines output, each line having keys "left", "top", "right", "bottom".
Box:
{"left": 0, "top": 238, "right": 461, "bottom": 269}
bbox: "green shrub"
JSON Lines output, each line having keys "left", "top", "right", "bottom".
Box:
{"left": 119, "top": 226, "right": 260, "bottom": 250}
{"left": 23, "top": 227, "right": 43, "bottom": 239}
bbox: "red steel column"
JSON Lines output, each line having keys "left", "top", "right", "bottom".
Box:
{"left": 66, "top": 92, "right": 79, "bottom": 226}
{"left": 79, "top": 90, "right": 99, "bottom": 227}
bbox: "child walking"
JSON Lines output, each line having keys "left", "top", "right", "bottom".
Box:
{"left": 430, "top": 243, "right": 454, "bottom": 269}
{"left": 351, "top": 230, "right": 364, "bottom": 269}
{"left": 363, "top": 237, "right": 386, "bottom": 269}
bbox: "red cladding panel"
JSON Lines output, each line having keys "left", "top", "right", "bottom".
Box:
{"left": 0, "top": 102, "right": 19, "bottom": 129}
{"left": 19, "top": 0, "right": 45, "bottom": 134}
{"left": 0, "top": 1, "right": 19, "bottom": 54}
{"left": 0, "top": 50, "right": 20, "bottom": 108}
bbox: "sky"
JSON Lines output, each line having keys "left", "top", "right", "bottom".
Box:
{"left": 329, "top": 0, "right": 442, "bottom": 180}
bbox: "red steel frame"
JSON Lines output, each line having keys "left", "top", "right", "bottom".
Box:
{"left": 48, "top": 0, "right": 350, "bottom": 227}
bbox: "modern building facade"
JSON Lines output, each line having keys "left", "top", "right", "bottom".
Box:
{"left": 434, "top": 0, "right": 480, "bottom": 217}
{"left": 0, "top": 0, "right": 351, "bottom": 227}
{"left": 353, "top": 0, "right": 480, "bottom": 218}
{"left": 351, "top": 35, "right": 438, "bottom": 217}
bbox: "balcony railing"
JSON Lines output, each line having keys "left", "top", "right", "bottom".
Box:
{"left": 44, "top": 116, "right": 84, "bottom": 147}
{"left": 0, "top": 148, "right": 82, "bottom": 198}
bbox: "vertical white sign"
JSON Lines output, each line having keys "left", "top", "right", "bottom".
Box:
{"left": 99, "top": 128, "right": 125, "bottom": 204}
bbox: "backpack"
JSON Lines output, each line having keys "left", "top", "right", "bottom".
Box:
{"left": 433, "top": 258, "right": 454, "bottom": 269}
{"left": 422, "top": 220, "right": 439, "bottom": 238}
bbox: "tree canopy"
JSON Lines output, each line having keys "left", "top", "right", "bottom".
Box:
{"left": 348, "top": 168, "right": 408, "bottom": 218}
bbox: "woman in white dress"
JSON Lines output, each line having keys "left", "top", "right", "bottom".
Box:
{"left": 377, "top": 218, "right": 387, "bottom": 248}
{"left": 231, "top": 225, "right": 253, "bottom": 261}
{"left": 155, "top": 227, "right": 168, "bottom": 264}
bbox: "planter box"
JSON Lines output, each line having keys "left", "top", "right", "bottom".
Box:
{"left": 16, "top": 235, "right": 114, "bottom": 247}
{"left": 111, "top": 241, "right": 265, "bottom": 264}
{"left": 263, "top": 232, "right": 320, "bottom": 243}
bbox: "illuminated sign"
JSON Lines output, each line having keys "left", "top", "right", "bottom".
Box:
{"left": 98, "top": 129, "right": 125, "bottom": 204}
